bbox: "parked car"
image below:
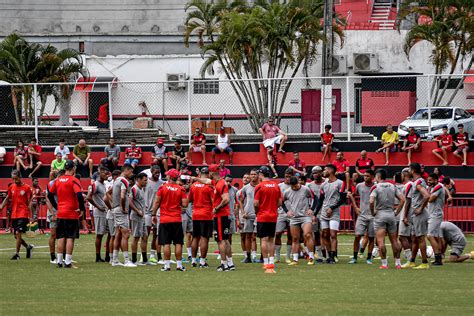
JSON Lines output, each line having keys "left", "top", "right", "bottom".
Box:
{"left": 398, "top": 107, "right": 474, "bottom": 139}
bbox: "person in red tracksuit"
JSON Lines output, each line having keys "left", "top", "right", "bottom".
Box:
{"left": 254, "top": 166, "right": 282, "bottom": 273}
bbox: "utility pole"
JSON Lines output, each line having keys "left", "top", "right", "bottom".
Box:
{"left": 321, "top": 0, "right": 334, "bottom": 131}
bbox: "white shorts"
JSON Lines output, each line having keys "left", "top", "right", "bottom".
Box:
{"left": 320, "top": 219, "right": 340, "bottom": 231}
{"left": 192, "top": 146, "right": 202, "bottom": 152}
{"left": 263, "top": 135, "right": 282, "bottom": 149}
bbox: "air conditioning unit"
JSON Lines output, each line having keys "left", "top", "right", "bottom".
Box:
{"left": 167, "top": 73, "right": 187, "bottom": 90}
{"left": 353, "top": 53, "right": 379, "bottom": 73}
{"left": 332, "top": 55, "right": 347, "bottom": 75}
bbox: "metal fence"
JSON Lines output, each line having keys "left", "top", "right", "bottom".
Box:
{"left": 0, "top": 74, "right": 472, "bottom": 144}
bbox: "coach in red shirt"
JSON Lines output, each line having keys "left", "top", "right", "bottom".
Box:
{"left": 254, "top": 166, "right": 282, "bottom": 273}
{"left": 0, "top": 170, "right": 33, "bottom": 260}
{"left": 47, "top": 160, "right": 85, "bottom": 268}
{"left": 288, "top": 151, "right": 307, "bottom": 176}
{"left": 189, "top": 127, "right": 207, "bottom": 165}
{"left": 353, "top": 150, "right": 375, "bottom": 184}
{"left": 152, "top": 169, "right": 188, "bottom": 272}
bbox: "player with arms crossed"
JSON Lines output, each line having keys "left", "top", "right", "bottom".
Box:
{"left": 152, "top": 169, "right": 188, "bottom": 271}
{"left": 426, "top": 173, "right": 445, "bottom": 266}
{"left": 254, "top": 166, "right": 282, "bottom": 273}
{"left": 369, "top": 168, "right": 405, "bottom": 269}
{"left": 347, "top": 169, "right": 375, "bottom": 264}
{"left": 144, "top": 165, "right": 164, "bottom": 264}
{"left": 47, "top": 161, "right": 85, "bottom": 268}
{"left": 316, "top": 164, "right": 346, "bottom": 264}
{"left": 0, "top": 170, "right": 34, "bottom": 260}
{"left": 282, "top": 176, "right": 317, "bottom": 265}
{"left": 129, "top": 173, "right": 148, "bottom": 265}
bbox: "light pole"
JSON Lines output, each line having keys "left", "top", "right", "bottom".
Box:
{"left": 321, "top": 0, "right": 334, "bottom": 132}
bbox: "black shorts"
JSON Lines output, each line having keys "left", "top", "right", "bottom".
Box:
{"left": 257, "top": 222, "right": 277, "bottom": 238}
{"left": 158, "top": 222, "right": 184, "bottom": 245}
{"left": 31, "top": 156, "right": 41, "bottom": 166}
{"left": 213, "top": 216, "right": 230, "bottom": 242}
{"left": 56, "top": 219, "right": 80, "bottom": 239}
{"left": 12, "top": 218, "right": 28, "bottom": 234}
{"left": 192, "top": 220, "right": 213, "bottom": 238}
{"left": 336, "top": 173, "right": 346, "bottom": 181}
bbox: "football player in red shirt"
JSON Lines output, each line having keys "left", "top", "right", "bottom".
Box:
{"left": 47, "top": 161, "right": 86, "bottom": 268}
{"left": 254, "top": 166, "right": 282, "bottom": 273}
{"left": 321, "top": 124, "right": 335, "bottom": 162}
{"left": 453, "top": 124, "right": 469, "bottom": 166}
{"left": 352, "top": 150, "right": 375, "bottom": 184}
{"left": 288, "top": 151, "right": 307, "bottom": 176}
{"left": 28, "top": 138, "right": 43, "bottom": 178}
{"left": 332, "top": 152, "right": 350, "bottom": 190}
{"left": 124, "top": 138, "right": 142, "bottom": 168}
{"left": 401, "top": 127, "right": 422, "bottom": 165}
{"left": 0, "top": 170, "right": 34, "bottom": 260}
{"left": 152, "top": 169, "right": 188, "bottom": 271}
{"left": 188, "top": 127, "right": 207, "bottom": 165}
{"left": 432, "top": 126, "right": 453, "bottom": 166}
{"left": 188, "top": 166, "right": 215, "bottom": 268}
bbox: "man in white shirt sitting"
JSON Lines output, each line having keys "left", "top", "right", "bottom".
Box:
{"left": 212, "top": 127, "right": 233, "bottom": 165}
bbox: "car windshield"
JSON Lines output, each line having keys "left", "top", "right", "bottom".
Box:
{"left": 411, "top": 108, "right": 453, "bottom": 120}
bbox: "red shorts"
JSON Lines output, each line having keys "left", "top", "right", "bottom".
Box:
{"left": 434, "top": 146, "right": 453, "bottom": 153}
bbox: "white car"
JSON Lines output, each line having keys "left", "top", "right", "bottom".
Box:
{"left": 398, "top": 107, "right": 474, "bottom": 139}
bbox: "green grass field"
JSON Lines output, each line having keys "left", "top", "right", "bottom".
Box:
{"left": 1, "top": 233, "right": 473, "bottom": 315}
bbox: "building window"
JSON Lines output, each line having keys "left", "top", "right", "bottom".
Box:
{"left": 193, "top": 79, "right": 219, "bottom": 94}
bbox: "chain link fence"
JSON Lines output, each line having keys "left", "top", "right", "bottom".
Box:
{"left": 1, "top": 74, "right": 472, "bottom": 145}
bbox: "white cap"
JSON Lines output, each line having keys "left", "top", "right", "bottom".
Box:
{"left": 311, "top": 166, "right": 322, "bottom": 173}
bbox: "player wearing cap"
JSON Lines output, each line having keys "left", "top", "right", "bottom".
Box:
{"left": 111, "top": 164, "right": 135, "bottom": 267}
{"left": 347, "top": 169, "right": 375, "bottom": 264}
{"left": 86, "top": 166, "right": 110, "bottom": 262}
{"left": 307, "top": 166, "right": 325, "bottom": 262}
{"left": 316, "top": 164, "right": 346, "bottom": 264}
{"left": 254, "top": 166, "right": 282, "bottom": 273}
{"left": 239, "top": 169, "right": 259, "bottom": 263}
{"left": 47, "top": 160, "right": 85, "bottom": 268}
{"left": 282, "top": 176, "right": 317, "bottom": 265}
{"left": 0, "top": 170, "right": 34, "bottom": 260}
{"left": 144, "top": 165, "right": 164, "bottom": 264}
{"left": 275, "top": 169, "right": 293, "bottom": 263}
{"left": 440, "top": 221, "right": 474, "bottom": 263}
{"left": 152, "top": 169, "right": 188, "bottom": 271}
{"left": 402, "top": 163, "right": 430, "bottom": 269}
{"left": 370, "top": 169, "right": 405, "bottom": 269}
{"left": 129, "top": 173, "right": 148, "bottom": 265}
{"left": 189, "top": 167, "right": 214, "bottom": 268}
{"left": 426, "top": 173, "right": 445, "bottom": 266}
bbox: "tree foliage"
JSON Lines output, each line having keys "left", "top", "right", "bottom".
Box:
{"left": 185, "top": 0, "right": 344, "bottom": 132}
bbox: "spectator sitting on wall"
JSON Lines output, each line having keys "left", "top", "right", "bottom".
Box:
{"left": 288, "top": 151, "right": 306, "bottom": 176}
{"left": 453, "top": 124, "right": 469, "bottom": 166}
{"left": 268, "top": 150, "right": 279, "bottom": 179}
{"left": 401, "top": 127, "right": 421, "bottom": 165}
{"left": 188, "top": 127, "right": 207, "bottom": 165}
{"left": 332, "top": 151, "right": 350, "bottom": 190}
{"left": 14, "top": 140, "right": 29, "bottom": 172}
{"left": 101, "top": 138, "right": 120, "bottom": 171}
{"left": 49, "top": 152, "right": 66, "bottom": 180}
{"left": 432, "top": 126, "right": 453, "bottom": 166}
{"left": 0, "top": 145, "right": 5, "bottom": 164}
{"left": 212, "top": 126, "right": 233, "bottom": 165}
{"left": 54, "top": 138, "right": 70, "bottom": 159}
{"left": 321, "top": 124, "right": 338, "bottom": 162}
{"left": 376, "top": 124, "right": 399, "bottom": 165}
{"left": 152, "top": 138, "right": 168, "bottom": 172}
{"left": 28, "top": 138, "right": 43, "bottom": 178}
{"left": 218, "top": 159, "right": 231, "bottom": 179}
{"left": 73, "top": 138, "right": 94, "bottom": 178}
{"left": 169, "top": 140, "right": 187, "bottom": 170}
{"left": 259, "top": 116, "right": 288, "bottom": 154}
{"left": 352, "top": 150, "right": 375, "bottom": 184}
{"left": 124, "top": 139, "right": 142, "bottom": 168}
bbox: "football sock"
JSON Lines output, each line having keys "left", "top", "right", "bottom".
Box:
{"left": 315, "top": 246, "right": 323, "bottom": 259}
{"left": 395, "top": 258, "right": 401, "bottom": 266}
{"left": 269, "top": 257, "right": 275, "bottom": 264}
{"left": 263, "top": 258, "right": 269, "bottom": 265}
{"left": 308, "top": 252, "right": 314, "bottom": 260}
{"left": 322, "top": 249, "right": 327, "bottom": 258}
{"left": 227, "top": 257, "right": 234, "bottom": 266}
{"left": 50, "top": 253, "right": 56, "bottom": 261}
{"left": 275, "top": 245, "right": 281, "bottom": 259}
{"left": 165, "top": 260, "right": 171, "bottom": 269}
{"left": 381, "top": 259, "right": 388, "bottom": 266}
{"left": 57, "top": 253, "right": 63, "bottom": 264}
{"left": 221, "top": 260, "right": 228, "bottom": 268}
{"left": 286, "top": 245, "right": 292, "bottom": 259}
{"left": 293, "top": 253, "right": 299, "bottom": 262}
{"left": 435, "top": 254, "right": 442, "bottom": 263}
{"left": 141, "top": 252, "right": 148, "bottom": 263}
{"left": 359, "top": 247, "right": 365, "bottom": 254}
{"left": 353, "top": 251, "right": 358, "bottom": 260}
{"left": 367, "top": 252, "right": 372, "bottom": 260}
{"left": 132, "top": 253, "right": 137, "bottom": 263}
{"left": 251, "top": 251, "right": 257, "bottom": 260}
{"left": 200, "top": 257, "right": 206, "bottom": 265}
{"left": 105, "top": 252, "right": 110, "bottom": 262}
{"left": 404, "top": 249, "right": 412, "bottom": 260}
{"left": 177, "top": 260, "right": 183, "bottom": 268}
{"left": 157, "top": 252, "right": 162, "bottom": 260}
{"left": 96, "top": 253, "right": 101, "bottom": 261}
{"left": 123, "top": 251, "right": 129, "bottom": 263}
{"left": 192, "top": 257, "right": 197, "bottom": 264}
{"left": 112, "top": 250, "right": 118, "bottom": 262}
{"left": 65, "top": 254, "right": 72, "bottom": 265}
{"left": 187, "top": 247, "right": 192, "bottom": 258}
{"left": 150, "top": 249, "right": 156, "bottom": 259}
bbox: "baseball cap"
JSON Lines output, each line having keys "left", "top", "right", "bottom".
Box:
{"left": 165, "top": 169, "right": 180, "bottom": 179}
{"left": 157, "top": 138, "right": 164, "bottom": 145}
{"left": 64, "top": 160, "right": 75, "bottom": 170}
{"left": 311, "top": 166, "right": 322, "bottom": 173}
{"left": 208, "top": 164, "right": 219, "bottom": 173}
{"left": 258, "top": 166, "right": 271, "bottom": 177}
{"left": 200, "top": 167, "right": 209, "bottom": 174}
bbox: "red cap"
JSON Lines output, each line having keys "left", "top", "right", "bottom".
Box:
{"left": 208, "top": 164, "right": 219, "bottom": 172}
{"left": 165, "top": 169, "right": 180, "bottom": 179}
{"left": 157, "top": 138, "right": 164, "bottom": 145}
